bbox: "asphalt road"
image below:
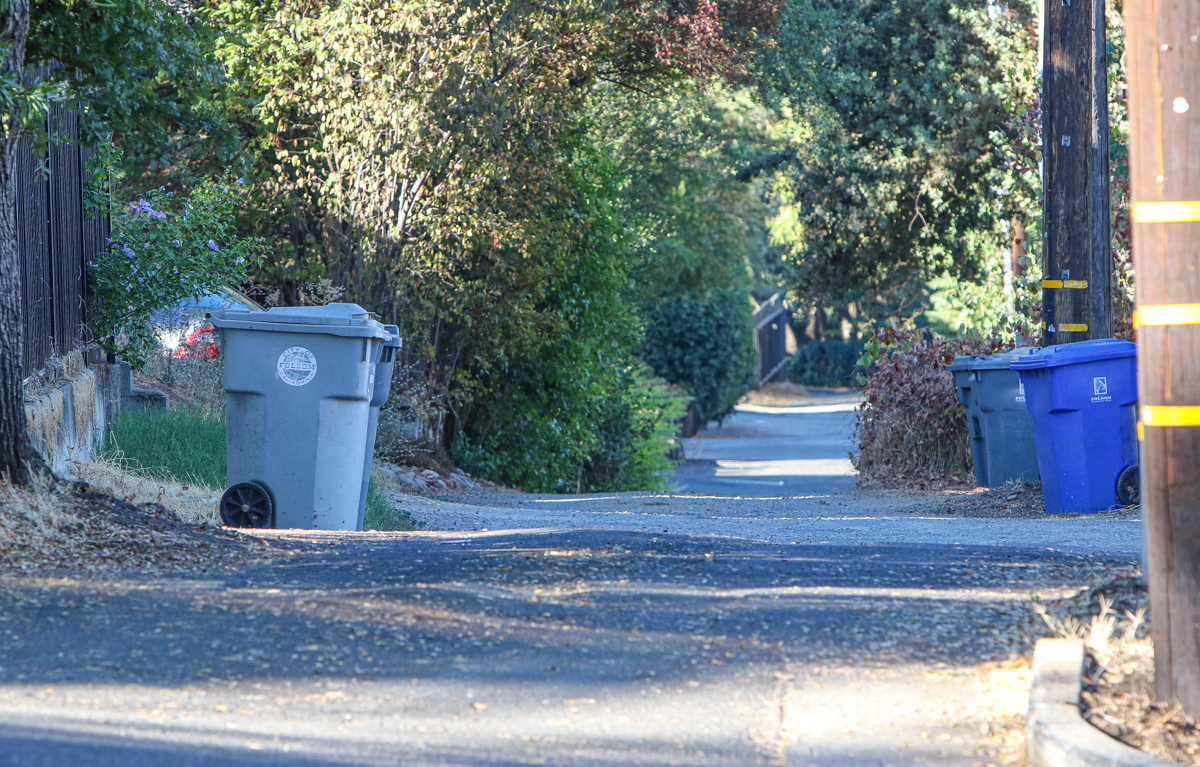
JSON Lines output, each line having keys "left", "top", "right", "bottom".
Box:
{"left": 0, "top": 530, "right": 1133, "bottom": 767}
{"left": 672, "top": 400, "right": 859, "bottom": 497}
{"left": 0, "top": 396, "right": 1145, "bottom": 765}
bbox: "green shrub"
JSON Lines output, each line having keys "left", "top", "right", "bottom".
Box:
{"left": 104, "top": 407, "right": 226, "bottom": 488}
{"left": 581, "top": 367, "right": 689, "bottom": 492}
{"left": 640, "top": 289, "right": 755, "bottom": 422}
{"left": 790, "top": 339, "right": 864, "bottom": 387}
{"left": 451, "top": 347, "right": 625, "bottom": 493}
{"left": 87, "top": 170, "right": 265, "bottom": 366}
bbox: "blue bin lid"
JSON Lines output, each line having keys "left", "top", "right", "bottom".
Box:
{"left": 948, "top": 347, "right": 1040, "bottom": 372}
{"left": 1009, "top": 338, "right": 1136, "bottom": 370}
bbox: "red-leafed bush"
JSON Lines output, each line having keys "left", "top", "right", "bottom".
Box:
{"left": 614, "top": 0, "right": 781, "bottom": 83}
{"left": 854, "top": 325, "right": 1011, "bottom": 487}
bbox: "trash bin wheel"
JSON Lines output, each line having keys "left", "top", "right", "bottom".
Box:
{"left": 1116, "top": 465, "right": 1140, "bottom": 507}
{"left": 220, "top": 481, "right": 274, "bottom": 528}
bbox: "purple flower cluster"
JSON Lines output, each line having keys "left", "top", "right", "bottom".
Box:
{"left": 130, "top": 199, "right": 166, "bottom": 219}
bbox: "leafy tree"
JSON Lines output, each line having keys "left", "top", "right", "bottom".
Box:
{"left": 212, "top": 0, "right": 780, "bottom": 312}
{"left": 755, "top": 0, "right": 1040, "bottom": 323}
{"left": 589, "top": 83, "right": 779, "bottom": 416}
{"left": 590, "top": 83, "right": 785, "bottom": 300}
{"left": 87, "top": 174, "right": 265, "bottom": 364}
{"left": 450, "top": 145, "right": 643, "bottom": 492}
{"left": 207, "top": 0, "right": 778, "bottom": 488}
{"left": 29, "top": 0, "right": 239, "bottom": 167}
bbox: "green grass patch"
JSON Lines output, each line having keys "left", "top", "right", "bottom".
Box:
{"left": 363, "top": 477, "right": 423, "bottom": 531}
{"left": 107, "top": 406, "right": 421, "bottom": 530}
{"left": 105, "top": 407, "right": 227, "bottom": 489}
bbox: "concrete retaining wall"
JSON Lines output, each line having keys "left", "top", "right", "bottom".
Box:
{"left": 22, "top": 352, "right": 167, "bottom": 475}
{"left": 23, "top": 351, "right": 107, "bottom": 475}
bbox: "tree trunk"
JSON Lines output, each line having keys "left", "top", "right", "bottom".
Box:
{"left": 0, "top": 0, "right": 35, "bottom": 485}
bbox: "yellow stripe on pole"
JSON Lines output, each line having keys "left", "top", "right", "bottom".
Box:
{"left": 1038, "top": 322, "right": 1089, "bottom": 332}
{"left": 1134, "top": 304, "right": 1200, "bottom": 328}
{"left": 1142, "top": 406, "right": 1200, "bottom": 426}
{"left": 1138, "top": 421, "right": 1145, "bottom": 441}
{"left": 1132, "top": 200, "right": 1200, "bottom": 223}
{"left": 1042, "top": 279, "right": 1089, "bottom": 289}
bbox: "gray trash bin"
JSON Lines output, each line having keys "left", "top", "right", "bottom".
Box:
{"left": 356, "top": 325, "right": 402, "bottom": 530}
{"left": 208, "top": 303, "right": 391, "bottom": 530}
{"left": 948, "top": 347, "right": 1041, "bottom": 488}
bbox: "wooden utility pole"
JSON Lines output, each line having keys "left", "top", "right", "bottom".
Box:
{"left": 1127, "top": 0, "right": 1200, "bottom": 717}
{"left": 1042, "top": 0, "right": 1112, "bottom": 344}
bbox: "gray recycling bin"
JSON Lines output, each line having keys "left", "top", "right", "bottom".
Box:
{"left": 208, "top": 303, "right": 390, "bottom": 530}
{"left": 948, "top": 348, "right": 1041, "bottom": 487}
{"left": 356, "top": 325, "right": 402, "bottom": 530}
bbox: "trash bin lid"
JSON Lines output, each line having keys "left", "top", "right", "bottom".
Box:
{"left": 967, "top": 347, "right": 1040, "bottom": 371}
{"left": 947, "top": 347, "right": 1039, "bottom": 372}
{"left": 1009, "top": 339, "right": 1136, "bottom": 370}
{"left": 947, "top": 355, "right": 975, "bottom": 373}
{"left": 208, "top": 302, "right": 390, "bottom": 339}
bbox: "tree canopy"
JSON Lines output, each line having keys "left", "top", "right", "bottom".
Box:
{"left": 756, "top": 0, "right": 1040, "bottom": 322}
{"left": 1, "top": 0, "right": 1054, "bottom": 491}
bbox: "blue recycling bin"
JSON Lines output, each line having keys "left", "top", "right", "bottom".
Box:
{"left": 1010, "top": 339, "right": 1138, "bottom": 513}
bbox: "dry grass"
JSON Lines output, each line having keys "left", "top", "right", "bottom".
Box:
{"left": 0, "top": 472, "right": 250, "bottom": 575}
{"left": 0, "top": 476, "right": 82, "bottom": 560}
{"left": 138, "top": 352, "right": 225, "bottom": 413}
{"left": 65, "top": 457, "right": 222, "bottom": 526}
{"left": 1024, "top": 573, "right": 1200, "bottom": 763}
{"left": 1058, "top": 579, "right": 1200, "bottom": 764}
{"left": 1032, "top": 575, "right": 1149, "bottom": 649}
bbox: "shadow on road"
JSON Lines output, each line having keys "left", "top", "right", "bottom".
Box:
{"left": 0, "top": 529, "right": 1132, "bottom": 766}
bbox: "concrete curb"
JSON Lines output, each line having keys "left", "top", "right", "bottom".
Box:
{"left": 1026, "top": 638, "right": 1176, "bottom": 767}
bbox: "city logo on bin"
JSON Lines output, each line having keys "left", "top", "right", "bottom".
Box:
{"left": 1016, "top": 380, "right": 1026, "bottom": 404}
{"left": 278, "top": 346, "right": 317, "bottom": 386}
{"left": 1092, "top": 376, "right": 1111, "bottom": 403}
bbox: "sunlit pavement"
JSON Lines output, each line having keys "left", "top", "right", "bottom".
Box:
{"left": 672, "top": 400, "right": 860, "bottom": 497}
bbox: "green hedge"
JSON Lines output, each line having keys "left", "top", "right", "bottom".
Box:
{"left": 640, "top": 289, "right": 755, "bottom": 422}
{"left": 790, "top": 339, "right": 864, "bottom": 387}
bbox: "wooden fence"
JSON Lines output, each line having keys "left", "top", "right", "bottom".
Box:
{"left": 18, "top": 104, "right": 108, "bottom": 380}
{"left": 753, "top": 294, "right": 790, "bottom": 387}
